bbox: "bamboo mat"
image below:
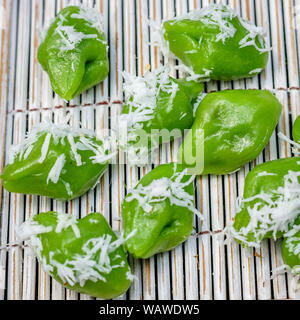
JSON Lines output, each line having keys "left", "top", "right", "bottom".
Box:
{"left": 0, "top": 0, "right": 300, "bottom": 300}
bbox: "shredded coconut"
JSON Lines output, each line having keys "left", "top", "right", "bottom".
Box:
{"left": 120, "top": 66, "right": 179, "bottom": 143}
{"left": 53, "top": 6, "right": 106, "bottom": 52}
{"left": 48, "top": 235, "right": 126, "bottom": 286}
{"left": 193, "top": 92, "right": 207, "bottom": 117}
{"left": 70, "top": 6, "right": 104, "bottom": 34}
{"left": 126, "top": 271, "right": 138, "bottom": 282}
{"left": 8, "top": 116, "right": 113, "bottom": 188}
{"left": 175, "top": 64, "right": 213, "bottom": 82}
{"left": 238, "top": 17, "right": 270, "bottom": 54}
{"left": 278, "top": 132, "right": 300, "bottom": 155}
{"left": 16, "top": 220, "right": 53, "bottom": 257}
{"left": 55, "top": 213, "right": 80, "bottom": 238}
{"left": 166, "top": 4, "right": 269, "bottom": 50}
{"left": 17, "top": 220, "right": 53, "bottom": 243}
{"left": 46, "top": 230, "right": 136, "bottom": 287}
{"left": 76, "top": 136, "right": 115, "bottom": 164}
{"left": 226, "top": 170, "right": 300, "bottom": 247}
{"left": 284, "top": 223, "right": 300, "bottom": 257}
{"left": 16, "top": 213, "right": 133, "bottom": 287}
{"left": 125, "top": 165, "right": 202, "bottom": 219}
{"left": 174, "top": 5, "right": 238, "bottom": 44}
{"left": 152, "top": 4, "right": 270, "bottom": 81}
{"left": 39, "top": 133, "right": 51, "bottom": 163}
{"left": 55, "top": 24, "right": 98, "bottom": 52}
{"left": 47, "top": 154, "right": 66, "bottom": 184}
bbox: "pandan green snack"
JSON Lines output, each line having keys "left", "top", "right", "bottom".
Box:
{"left": 38, "top": 6, "right": 109, "bottom": 100}
{"left": 121, "top": 163, "right": 201, "bottom": 259}
{"left": 1, "top": 118, "right": 113, "bottom": 200}
{"left": 120, "top": 66, "right": 203, "bottom": 164}
{"left": 159, "top": 4, "right": 269, "bottom": 81}
{"left": 17, "top": 212, "right": 133, "bottom": 299}
{"left": 178, "top": 90, "right": 282, "bottom": 175}
{"left": 228, "top": 157, "right": 300, "bottom": 247}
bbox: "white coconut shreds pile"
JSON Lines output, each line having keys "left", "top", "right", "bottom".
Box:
{"left": 41, "top": 6, "right": 107, "bottom": 51}
{"left": 16, "top": 213, "right": 136, "bottom": 287}
{"left": 125, "top": 165, "right": 202, "bottom": 219}
{"left": 8, "top": 117, "right": 115, "bottom": 195}
{"left": 152, "top": 4, "right": 270, "bottom": 81}
{"left": 284, "top": 223, "right": 300, "bottom": 258}
{"left": 225, "top": 170, "right": 300, "bottom": 248}
{"left": 278, "top": 132, "right": 300, "bottom": 156}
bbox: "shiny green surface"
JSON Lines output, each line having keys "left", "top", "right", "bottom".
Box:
{"left": 1, "top": 132, "right": 109, "bottom": 201}
{"left": 233, "top": 157, "right": 300, "bottom": 245}
{"left": 28, "top": 212, "right": 131, "bottom": 299}
{"left": 162, "top": 6, "right": 268, "bottom": 81}
{"left": 38, "top": 6, "right": 109, "bottom": 100}
{"left": 122, "top": 163, "right": 195, "bottom": 259}
{"left": 178, "top": 90, "right": 282, "bottom": 175}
